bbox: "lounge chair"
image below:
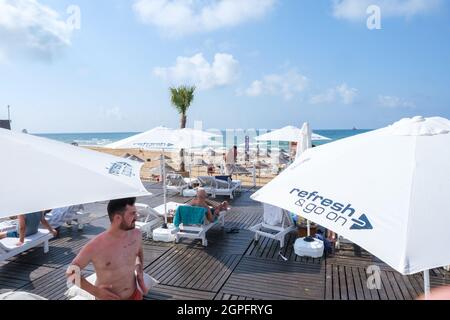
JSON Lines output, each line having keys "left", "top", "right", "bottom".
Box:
{"left": 45, "top": 205, "right": 90, "bottom": 231}
{"left": 173, "top": 205, "right": 227, "bottom": 246}
{"left": 65, "top": 272, "right": 159, "bottom": 300}
{"left": 166, "top": 173, "right": 190, "bottom": 195}
{"left": 197, "top": 176, "right": 241, "bottom": 199}
{"left": 249, "top": 203, "right": 296, "bottom": 249}
{"left": 135, "top": 203, "right": 164, "bottom": 239}
{"left": 0, "top": 229, "right": 53, "bottom": 263}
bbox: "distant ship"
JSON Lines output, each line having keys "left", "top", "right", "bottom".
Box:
{"left": 352, "top": 127, "right": 357, "bottom": 131}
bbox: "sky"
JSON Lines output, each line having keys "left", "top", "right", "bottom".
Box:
{"left": 0, "top": 0, "right": 449, "bottom": 133}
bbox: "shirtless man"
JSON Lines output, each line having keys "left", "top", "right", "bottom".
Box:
{"left": 190, "top": 189, "right": 229, "bottom": 223}
{"left": 66, "top": 198, "right": 148, "bottom": 300}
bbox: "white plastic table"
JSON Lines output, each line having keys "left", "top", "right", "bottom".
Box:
{"left": 153, "top": 202, "right": 183, "bottom": 217}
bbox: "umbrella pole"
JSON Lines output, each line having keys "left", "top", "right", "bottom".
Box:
{"left": 252, "top": 163, "right": 256, "bottom": 187}
{"left": 424, "top": 270, "right": 431, "bottom": 299}
{"left": 162, "top": 150, "right": 168, "bottom": 229}
{"left": 307, "top": 220, "right": 311, "bottom": 237}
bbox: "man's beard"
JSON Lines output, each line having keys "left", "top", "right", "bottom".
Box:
{"left": 119, "top": 219, "right": 136, "bottom": 231}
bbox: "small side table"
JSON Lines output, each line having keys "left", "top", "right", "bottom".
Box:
{"left": 152, "top": 223, "right": 177, "bottom": 243}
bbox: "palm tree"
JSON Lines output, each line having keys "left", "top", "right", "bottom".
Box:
{"left": 170, "top": 85, "right": 196, "bottom": 172}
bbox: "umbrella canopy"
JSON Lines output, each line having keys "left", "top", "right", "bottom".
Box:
{"left": 296, "top": 123, "right": 312, "bottom": 159}
{"left": 107, "top": 127, "right": 220, "bottom": 150}
{"left": 255, "top": 125, "right": 331, "bottom": 142}
{"left": 106, "top": 127, "right": 219, "bottom": 223}
{"left": 252, "top": 116, "right": 450, "bottom": 275}
{"left": 0, "top": 128, "right": 150, "bottom": 219}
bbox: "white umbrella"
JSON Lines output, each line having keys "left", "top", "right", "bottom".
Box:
{"left": 251, "top": 116, "right": 450, "bottom": 297}
{"left": 107, "top": 127, "right": 219, "bottom": 226}
{"left": 0, "top": 128, "right": 150, "bottom": 219}
{"left": 255, "top": 125, "right": 331, "bottom": 142}
{"left": 296, "top": 123, "right": 312, "bottom": 158}
{"left": 296, "top": 122, "right": 313, "bottom": 235}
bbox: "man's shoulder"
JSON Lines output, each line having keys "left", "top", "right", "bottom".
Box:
{"left": 85, "top": 231, "right": 109, "bottom": 248}
{"left": 130, "top": 228, "right": 141, "bottom": 239}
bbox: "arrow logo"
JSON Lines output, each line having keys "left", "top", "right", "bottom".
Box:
{"left": 350, "top": 214, "right": 373, "bottom": 230}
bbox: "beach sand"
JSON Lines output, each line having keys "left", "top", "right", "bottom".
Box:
{"left": 87, "top": 147, "right": 276, "bottom": 187}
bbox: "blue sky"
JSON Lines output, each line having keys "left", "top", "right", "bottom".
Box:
{"left": 0, "top": 0, "right": 449, "bottom": 133}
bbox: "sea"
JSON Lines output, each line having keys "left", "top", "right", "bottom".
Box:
{"left": 35, "top": 129, "right": 372, "bottom": 149}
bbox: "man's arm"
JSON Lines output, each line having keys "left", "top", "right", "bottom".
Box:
{"left": 135, "top": 236, "right": 148, "bottom": 294}
{"left": 40, "top": 214, "right": 58, "bottom": 237}
{"left": 17, "top": 215, "right": 26, "bottom": 245}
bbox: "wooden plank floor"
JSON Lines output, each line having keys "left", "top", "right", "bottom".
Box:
{"left": 1, "top": 187, "right": 449, "bottom": 300}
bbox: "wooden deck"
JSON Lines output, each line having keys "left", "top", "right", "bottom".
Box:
{"left": 1, "top": 182, "right": 449, "bottom": 300}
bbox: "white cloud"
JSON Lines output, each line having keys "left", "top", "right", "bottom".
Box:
{"left": 378, "top": 95, "right": 415, "bottom": 108}
{"left": 133, "top": 0, "right": 276, "bottom": 36}
{"left": 243, "top": 70, "right": 309, "bottom": 101}
{"left": 0, "top": 0, "right": 74, "bottom": 61}
{"left": 309, "top": 83, "right": 358, "bottom": 105}
{"left": 332, "top": 0, "right": 442, "bottom": 21}
{"left": 153, "top": 53, "right": 239, "bottom": 90}
{"left": 101, "top": 107, "right": 126, "bottom": 121}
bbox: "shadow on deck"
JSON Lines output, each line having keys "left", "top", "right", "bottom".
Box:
{"left": 1, "top": 187, "right": 449, "bottom": 300}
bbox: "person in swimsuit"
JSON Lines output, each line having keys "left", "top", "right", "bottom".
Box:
{"left": 66, "top": 198, "right": 148, "bottom": 300}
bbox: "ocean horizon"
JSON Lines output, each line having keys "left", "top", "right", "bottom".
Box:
{"left": 34, "top": 129, "right": 373, "bottom": 147}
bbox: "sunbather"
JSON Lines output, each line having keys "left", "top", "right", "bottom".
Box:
{"left": 0, "top": 211, "right": 58, "bottom": 246}
{"left": 66, "top": 198, "right": 148, "bottom": 300}
{"left": 190, "top": 188, "right": 229, "bottom": 223}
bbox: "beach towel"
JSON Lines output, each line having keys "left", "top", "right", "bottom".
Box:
{"left": 174, "top": 206, "right": 207, "bottom": 228}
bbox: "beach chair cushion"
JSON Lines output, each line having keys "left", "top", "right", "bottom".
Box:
{"left": 65, "top": 272, "right": 159, "bottom": 300}
{"left": 198, "top": 176, "right": 215, "bottom": 188}
{"left": 263, "top": 204, "right": 284, "bottom": 226}
{"left": 198, "top": 176, "right": 234, "bottom": 190}
{"left": 166, "top": 174, "right": 187, "bottom": 186}
{"left": 174, "top": 206, "right": 207, "bottom": 228}
{"left": 46, "top": 205, "right": 86, "bottom": 229}
{"left": 0, "top": 229, "right": 50, "bottom": 252}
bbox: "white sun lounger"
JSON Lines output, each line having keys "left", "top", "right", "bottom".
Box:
{"left": 173, "top": 204, "right": 227, "bottom": 247}
{"left": 166, "top": 173, "right": 190, "bottom": 195}
{"left": 65, "top": 272, "right": 159, "bottom": 300}
{"left": 46, "top": 205, "right": 90, "bottom": 230}
{"left": 249, "top": 203, "right": 296, "bottom": 249}
{"left": 135, "top": 203, "right": 164, "bottom": 239}
{"left": 0, "top": 229, "right": 53, "bottom": 263}
{"left": 197, "top": 176, "right": 241, "bottom": 199}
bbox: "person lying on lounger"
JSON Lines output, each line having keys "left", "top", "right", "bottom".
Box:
{"left": 190, "top": 188, "right": 230, "bottom": 223}
{"left": 0, "top": 211, "right": 58, "bottom": 246}
{"left": 66, "top": 198, "right": 148, "bottom": 300}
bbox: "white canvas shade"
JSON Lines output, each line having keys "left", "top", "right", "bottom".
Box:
{"left": 0, "top": 128, "right": 150, "bottom": 219}
{"left": 255, "top": 125, "right": 331, "bottom": 142}
{"left": 252, "top": 117, "right": 450, "bottom": 279}
{"left": 107, "top": 127, "right": 219, "bottom": 226}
